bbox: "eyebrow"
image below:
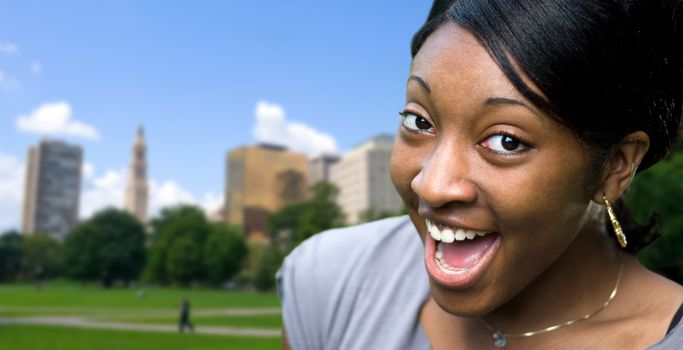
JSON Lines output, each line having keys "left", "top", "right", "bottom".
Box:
{"left": 485, "top": 97, "right": 527, "bottom": 108}
{"left": 408, "top": 75, "right": 540, "bottom": 117}
{"left": 407, "top": 75, "right": 431, "bottom": 93}
{"left": 484, "top": 97, "right": 539, "bottom": 116}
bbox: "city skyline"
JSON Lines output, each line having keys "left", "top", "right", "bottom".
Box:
{"left": 14, "top": 131, "right": 397, "bottom": 237}
{"left": 0, "top": 1, "right": 432, "bottom": 232}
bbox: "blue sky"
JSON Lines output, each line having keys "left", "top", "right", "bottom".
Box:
{"left": 0, "top": 1, "right": 432, "bottom": 231}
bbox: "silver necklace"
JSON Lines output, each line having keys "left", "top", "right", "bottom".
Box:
{"left": 478, "top": 256, "right": 623, "bottom": 348}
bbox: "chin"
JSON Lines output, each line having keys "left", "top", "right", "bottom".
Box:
{"left": 428, "top": 274, "right": 503, "bottom": 317}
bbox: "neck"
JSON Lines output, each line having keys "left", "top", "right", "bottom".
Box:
{"left": 482, "top": 221, "right": 622, "bottom": 335}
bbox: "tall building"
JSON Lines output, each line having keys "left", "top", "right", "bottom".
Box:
{"left": 225, "top": 144, "right": 309, "bottom": 240}
{"left": 330, "top": 134, "right": 403, "bottom": 224}
{"left": 308, "top": 153, "right": 340, "bottom": 186}
{"left": 21, "top": 139, "right": 83, "bottom": 240}
{"left": 124, "top": 126, "right": 149, "bottom": 223}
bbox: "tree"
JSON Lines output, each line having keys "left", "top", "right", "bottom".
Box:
{"left": 143, "top": 205, "right": 211, "bottom": 285}
{"left": 268, "top": 203, "right": 307, "bottom": 251}
{"left": 258, "top": 182, "right": 345, "bottom": 289}
{"left": 166, "top": 236, "right": 202, "bottom": 287}
{"left": 298, "top": 182, "right": 346, "bottom": 237}
{"left": 628, "top": 150, "right": 683, "bottom": 283}
{"left": 150, "top": 205, "right": 210, "bottom": 244}
{"left": 21, "top": 234, "right": 61, "bottom": 286}
{"left": 253, "top": 245, "right": 283, "bottom": 291}
{"left": 204, "top": 224, "right": 247, "bottom": 286}
{"left": 269, "top": 181, "right": 345, "bottom": 253}
{"left": 62, "top": 223, "right": 101, "bottom": 282}
{"left": 63, "top": 208, "right": 146, "bottom": 287}
{"left": 0, "top": 231, "right": 23, "bottom": 282}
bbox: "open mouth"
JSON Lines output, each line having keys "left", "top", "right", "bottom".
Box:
{"left": 423, "top": 218, "right": 501, "bottom": 288}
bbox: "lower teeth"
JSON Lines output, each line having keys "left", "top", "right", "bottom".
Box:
{"left": 435, "top": 242, "right": 469, "bottom": 275}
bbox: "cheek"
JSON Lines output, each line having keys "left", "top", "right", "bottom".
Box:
{"left": 485, "top": 155, "right": 591, "bottom": 235}
{"left": 390, "top": 138, "right": 422, "bottom": 209}
{"left": 464, "top": 159, "right": 594, "bottom": 310}
{"left": 483, "top": 152, "right": 594, "bottom": 273}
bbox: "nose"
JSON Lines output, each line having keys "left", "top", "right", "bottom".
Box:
{"left": 410, "top": 143, "right": 477, "bottom": 208}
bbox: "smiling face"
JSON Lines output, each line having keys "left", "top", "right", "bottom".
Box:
{"left": 390, "top": 23, "right": 601, "bottom": 316}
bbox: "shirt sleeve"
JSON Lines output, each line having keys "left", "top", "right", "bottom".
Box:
{"left": 277, "top": 234, "right": 324, "bottom": 350}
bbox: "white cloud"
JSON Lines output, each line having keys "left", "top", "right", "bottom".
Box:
{"left": 31, "top": 61, "right": 42, "bottom": 74}
{"left": 149, "top": 180, "right": 196, "bottom": 214}
{"left": 0, "top": 156, "right": 222, "bottom": 228}
{"left": 16, "top": 101, "right": 100, "bottom": 140}
{"left": 200, "top": 192, "right": 224, "bottom": 215}
{"left": 82, "top": 162, "right": 95, "bottom": 180}
{"left": 252, "top": 100, "right": 338, "bottom": 157}
{"left": 80, "top": 167, "right": 220, "bottom": 221}
{"left": 148, "top": 183, "right": 223, "bottom": 219}
{"left": 0, "top": 43, "right": 18, "bottom": 54}
{"left": 80, "top": 168, "right": 126, "bottom": 219}
{"left": 0, "top": 154, "right": 24, "bottom": 232}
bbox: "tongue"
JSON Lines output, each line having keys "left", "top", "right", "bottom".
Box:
{"left": 441, "top": 233, "right": 499, "bottom": 269}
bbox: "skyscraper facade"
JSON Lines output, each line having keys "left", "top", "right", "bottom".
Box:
{"left": 21, "top": 139, "right": 83, "bottom": 240}
{"left": 125, "top": 126, "right": 149, "bottom": 223}
{"left": 225, "top": 144, "right": 309, "bottom": 240}
{"left": 330, "top": 134, "right": 403, "bottom": 224}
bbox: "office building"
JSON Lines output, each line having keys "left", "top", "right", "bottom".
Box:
{"left": 21, "top": 139, "right": 83, "bottom": 240}
{"left": 330, "top": 134, "right": 403, "bottom": 224}
{"left": 225, "top": 144, "right": 309, "bottom": 239}
{"left": 308, "top": 154, "right": 340, "bottom": 186}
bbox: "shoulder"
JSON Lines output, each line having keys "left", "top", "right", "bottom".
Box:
{"left": 283, "top": 215, "right": 416, "bottom": 268}
{"left": 621, "top": 261, "right": 683, "bottom": 349}
{"left": 648, "top": 323, "right": 683, "bottom": 350}
{"left": 278, "top": 216, "right": 421, "bottom": 302}
{"left": 278, "top": 216, "right": 430, "bottom": 350}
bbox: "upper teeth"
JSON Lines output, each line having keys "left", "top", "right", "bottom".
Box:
{"left": 426, "top": 218, "right": 488, "bottom": 242}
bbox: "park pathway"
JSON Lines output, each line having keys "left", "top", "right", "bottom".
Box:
{"left": 0, "top": 315, "right": 281, "bottom": 337}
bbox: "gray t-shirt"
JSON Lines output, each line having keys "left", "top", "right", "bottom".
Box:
{"left": 277, "top": 216, "right": 430, "bottom": 350}
{"left": 277, "top": 216, "right": 683, "bottom": 349}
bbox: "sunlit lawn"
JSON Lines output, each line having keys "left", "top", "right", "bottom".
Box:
{"left": 0, "top": 281, "right": 280, "bottom": 309}
{"left": 109, "top": 314, "right": 283, "bottom": 328}
{"left": 0, "top": 282, "right": 282, "bottom": 349}
{"left": 0, "top": 325, "right": 280, "bottom": 350}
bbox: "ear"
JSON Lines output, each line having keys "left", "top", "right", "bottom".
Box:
{"left": 592, "top": 131, "right": 650, "bottom": 204}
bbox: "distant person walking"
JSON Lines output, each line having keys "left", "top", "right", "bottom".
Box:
{"left": 178, "top": 297, "right": 194, "bottom": 333}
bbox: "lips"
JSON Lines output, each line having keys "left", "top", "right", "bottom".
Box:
{"left": 423, "top": 218, "right": 501, "bottom": 288}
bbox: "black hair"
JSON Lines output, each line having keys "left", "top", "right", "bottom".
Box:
{"left": 412, "top": 0, "right": 683, "bottom": 252}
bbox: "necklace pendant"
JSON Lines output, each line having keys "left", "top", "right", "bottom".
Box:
{"left": 492, "top": 331, "right": 507, "bottom": 348}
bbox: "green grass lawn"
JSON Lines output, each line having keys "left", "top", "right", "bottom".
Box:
{"left": 0, "top": 325, "right": 280, "bottom": 350}
{"left": 0, "top": 282, "right": 282, "bottom": 349}
{"left": 107, "top": 313, "right": 283, "bottom": 328}
{"left": 0, "top": 281, "right": 280, "bottom": 309}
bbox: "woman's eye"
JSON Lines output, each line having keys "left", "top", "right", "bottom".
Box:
{"left": 400, "top": 112, "right": 434, "bottom": 132}
{"left": 481, "top": 134, "right": 528, "bottom": 154}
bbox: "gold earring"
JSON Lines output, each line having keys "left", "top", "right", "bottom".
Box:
{"left": 603, "top": 195, "right": 627, "bottom": 248}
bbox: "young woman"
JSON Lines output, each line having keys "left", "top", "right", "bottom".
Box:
{"left": 278, "top": 0, "right": 683, "bottom": 348}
